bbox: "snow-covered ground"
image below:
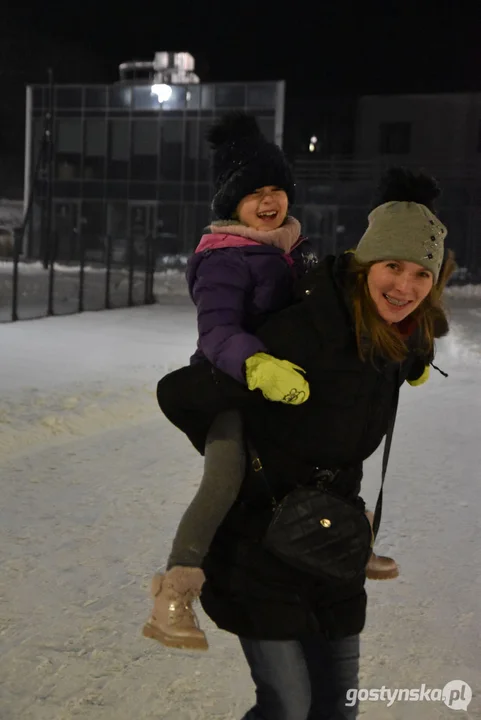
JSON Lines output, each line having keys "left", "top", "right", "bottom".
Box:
{"left": 1, "top": 296, "right": 480, "bottom": 720}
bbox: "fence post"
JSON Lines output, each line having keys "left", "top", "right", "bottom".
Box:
{"left": 144, "top": 234, "right": 155, "bottom": 305}
{"left": 128, "top": 235, "right": 134, "bottom": 307}
{"left": 104, "top": 234, "right": 112, "bottom": 310}
{"left": 47, "top": 231, "right": 58, "bottom": 316}
{"left": 78, "top": 233, "right": 85, "bottom": 313}
{"left": 44, "top": 68, "right": 55, "bottom": 271}
{"left": 11, "top": 228, "right": 22, "bottom": 322}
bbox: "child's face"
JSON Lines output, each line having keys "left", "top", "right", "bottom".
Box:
{"left": 236, "top": 186, "right": 288, "bottom": 231}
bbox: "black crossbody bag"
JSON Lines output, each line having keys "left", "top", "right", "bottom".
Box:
{"left": 246, "top": 385, "right": 399, "bottom": 586}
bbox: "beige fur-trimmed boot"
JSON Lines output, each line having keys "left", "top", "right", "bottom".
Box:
{"left": 142, "top": 566, "right": 208, "bottom": 651}
{"left": 365, "top": 510, "right": 399, "bottom": 580}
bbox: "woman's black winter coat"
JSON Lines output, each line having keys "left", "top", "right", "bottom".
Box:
{"left": 156, "top": 254, "right": 447, "bottom": 640}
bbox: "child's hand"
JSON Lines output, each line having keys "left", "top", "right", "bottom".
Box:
{"left": 245, "top": 352, "right": 310, "bottom": 405}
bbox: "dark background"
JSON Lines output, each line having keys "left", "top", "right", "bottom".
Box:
{"left": 2, "top": 0, "right": 481, "bottom": 196}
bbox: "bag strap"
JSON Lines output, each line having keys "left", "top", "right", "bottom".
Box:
{"left": 246, "top": 439, "right": 277, "bottom": 506}
{"left": 372, "top": 376, "right": 400, "bottom": 540}
{"left": 247, "top": 370, "right": 401, "bottom": 540}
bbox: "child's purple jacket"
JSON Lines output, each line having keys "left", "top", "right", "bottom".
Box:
{"left": 186, "top": 232, "right": 309, "bottom": 383}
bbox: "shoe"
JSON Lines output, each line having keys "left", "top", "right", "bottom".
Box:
{"left": 142, "top": 566, "right": 208, "bottom": 650}
{"left": 365, "top": 510, "right": 399, "bottom": 580}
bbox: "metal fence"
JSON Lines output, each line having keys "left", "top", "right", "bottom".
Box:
{"left": 1, "top": 233, "right": 156, "bottom": 323}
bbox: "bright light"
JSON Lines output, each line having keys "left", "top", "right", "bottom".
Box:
{"left": 310, "top": 136, "right": 318, "bottom": 144}
{"left": 151, "top": 84, "right": 173, "bottom": 103}
{"left": 309, "top": 142, "right": 316, "bottom": 152}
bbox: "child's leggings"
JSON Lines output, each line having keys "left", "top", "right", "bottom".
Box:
{"left": 167, "top": 409, "right": 245, "bottom": 569}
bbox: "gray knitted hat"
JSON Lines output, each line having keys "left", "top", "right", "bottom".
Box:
{"left": 354, "top": 168, "right": 448, "bottom": 283}
{"left": 355, "top": 200, "right": 447, "bottom": 282}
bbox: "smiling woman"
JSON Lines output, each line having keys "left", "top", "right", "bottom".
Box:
{"left": 367, "top": 259, "right": 434, "bottom": 323}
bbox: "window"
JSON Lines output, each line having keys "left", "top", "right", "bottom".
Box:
{"left": 158, "top": 182, "right": 182, "bottom": 201}
{"left": 56, "top": 119, "right": 82, "bottom": 178}
{"left": 184, "top": 120, "right": 198, "bottom": 181}
{"left": 53, "top": 201, "right": 80, "bottom": 263}
{"left": 32, "top": 118, "right": 46, "bottom": 167}
{"left": 256, "top": 117, "right": 275, "bottom": 143}
{"left": 477, "top": 120, "right": 481, "bottom": 152}
{"left": 33, "top": 87, "right": 44, "bottom": 109}
{"left": 85, "top": 87, "right": 108, "bottom": 108}
{"left": 81, "top": 201, "right": 105, "bottom": 254}
{"left": 201, "top": 85, "right": 215, "bottom": 109}
{"left": 160, "top": 121, "right": 183, "bottom": 181}
{"left": 109, "top": 86, "right": 131, "bottom": 109}
{"left": 132, "top": 120, "right": 158, "bottom": 180}
{"left": 132, "top": 86, "right": 161, "bottom": 111}
{"left": 157, "top": 204, "right": 180, "bottom": 248}
{"left": 85, "top": 119, "right": 107, "bottom": 179}
{"left": 379, "top": 122, "right": 411, "bottom": 154}
{"left": 57, "top": 119, "right": 82, "bottom": 153}
{"left": 108, "top": 120, "right": 130, "bottom": 179}
{"left": 247, "top": 84, "right": 276, "bottom": 109}
{"left": 162, "top": 86, "right": 187, "bottom": 111}
{"left": 186, "top": 85, "right": 201, "bottom": 110}
{"left": 56, "top": 88, "right": 82, "bottom": 108}
{"left": 215, "top": 84, "right": 245, "bottom": 108}
{"left": 197, "top": 119, "right": 212, "bottom": 181}
{"left": 106, "top": 202, "right": 128, "bottom": 242}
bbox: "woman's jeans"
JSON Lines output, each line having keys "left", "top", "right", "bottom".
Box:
{"left": 239, "top": 633, "right": 360, "bottom": 720}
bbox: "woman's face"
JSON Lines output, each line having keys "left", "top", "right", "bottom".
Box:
{"left": 236, "top": 186, "right": 288, "bottom": 231}
{"left": 367, "top": 260, "right": 434, "bottom": 324}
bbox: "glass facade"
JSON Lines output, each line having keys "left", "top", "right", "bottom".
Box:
{"left": 25, "top": 81, "right": 285, "bottom": 264}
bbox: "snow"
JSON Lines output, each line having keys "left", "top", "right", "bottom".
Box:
{"left": 1, "top": 297, "right": 480, "bottom": 719}
{"left": 444, "top": 283, "right": 481, "bottom": 299}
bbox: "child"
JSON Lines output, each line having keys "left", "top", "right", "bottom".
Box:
{"left": 142, "top": 114, "right": 398, "bottom": 651}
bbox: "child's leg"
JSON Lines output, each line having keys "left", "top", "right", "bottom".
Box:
{"left": 167, "top": 408, "right": 245, "bottom": 569}
{"left": 143, "top": 409, "right": 245, "bottom": 650}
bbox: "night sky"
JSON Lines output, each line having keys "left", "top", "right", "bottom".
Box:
{"left": 8, "top": 1, "right": 481, "bottom": 93}
{"left": 2, "top": 1, "right": 481, "bottom": 194}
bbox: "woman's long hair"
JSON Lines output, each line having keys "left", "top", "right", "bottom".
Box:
{"left": 348, "top": 250, "right": 456, "bottom": 363}
{"left": 348, "top": 166, "right": 455, "bottom": 363}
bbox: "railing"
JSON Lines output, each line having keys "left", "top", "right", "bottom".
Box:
{"left": 293, "top": 158, "right": 481, "bottom": 182}
{"left": 1, "top": 234, "right": 157, "bottom": 323}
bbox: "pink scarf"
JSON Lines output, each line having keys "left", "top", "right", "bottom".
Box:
{"left": 209, "top": 216, "right": 301, "bottom": 254}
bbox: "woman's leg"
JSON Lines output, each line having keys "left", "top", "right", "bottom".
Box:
{"left": 239, "top": 637, "right": 312, "bottom": 720}
{"left": 167, "top": 408, "right": 245, "bottom": 568}
{"left": 301, "top": 632, "right": 360, "bottom": 720}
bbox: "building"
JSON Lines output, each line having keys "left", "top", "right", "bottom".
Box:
{"left": 355, "top": 92, "right": 481, "bottom": 167}
{"left": 294, "top": 92, "right": 481, "bottom": 275}
{"left": 24, "top": 52, "right": 285, "bottom": 264}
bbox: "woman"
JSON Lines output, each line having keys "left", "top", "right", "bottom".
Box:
{"left": 155, "top": 168, "right": 454, "bottom": 719}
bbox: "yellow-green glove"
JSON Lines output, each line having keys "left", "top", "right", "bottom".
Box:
{"left": 407, "top": 365, "right": 430, "bottom": 387}
{"left": 245, "top": 352, "right": 310, "bottom": 405}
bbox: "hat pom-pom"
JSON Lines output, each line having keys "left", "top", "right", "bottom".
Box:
{"left": 373, "top": 167, "right": 441, "bottom": 212}
{"left": 207, "top": 112, "right": 262, "bottom": 149}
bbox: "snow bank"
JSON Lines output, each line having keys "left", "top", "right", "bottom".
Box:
{"left": 444, "top": 283, "right": 481, "bottom": 299}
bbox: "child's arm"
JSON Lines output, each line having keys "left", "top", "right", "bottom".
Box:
{"left": 192, "top": 250, "right": 267, "bottom": 383}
